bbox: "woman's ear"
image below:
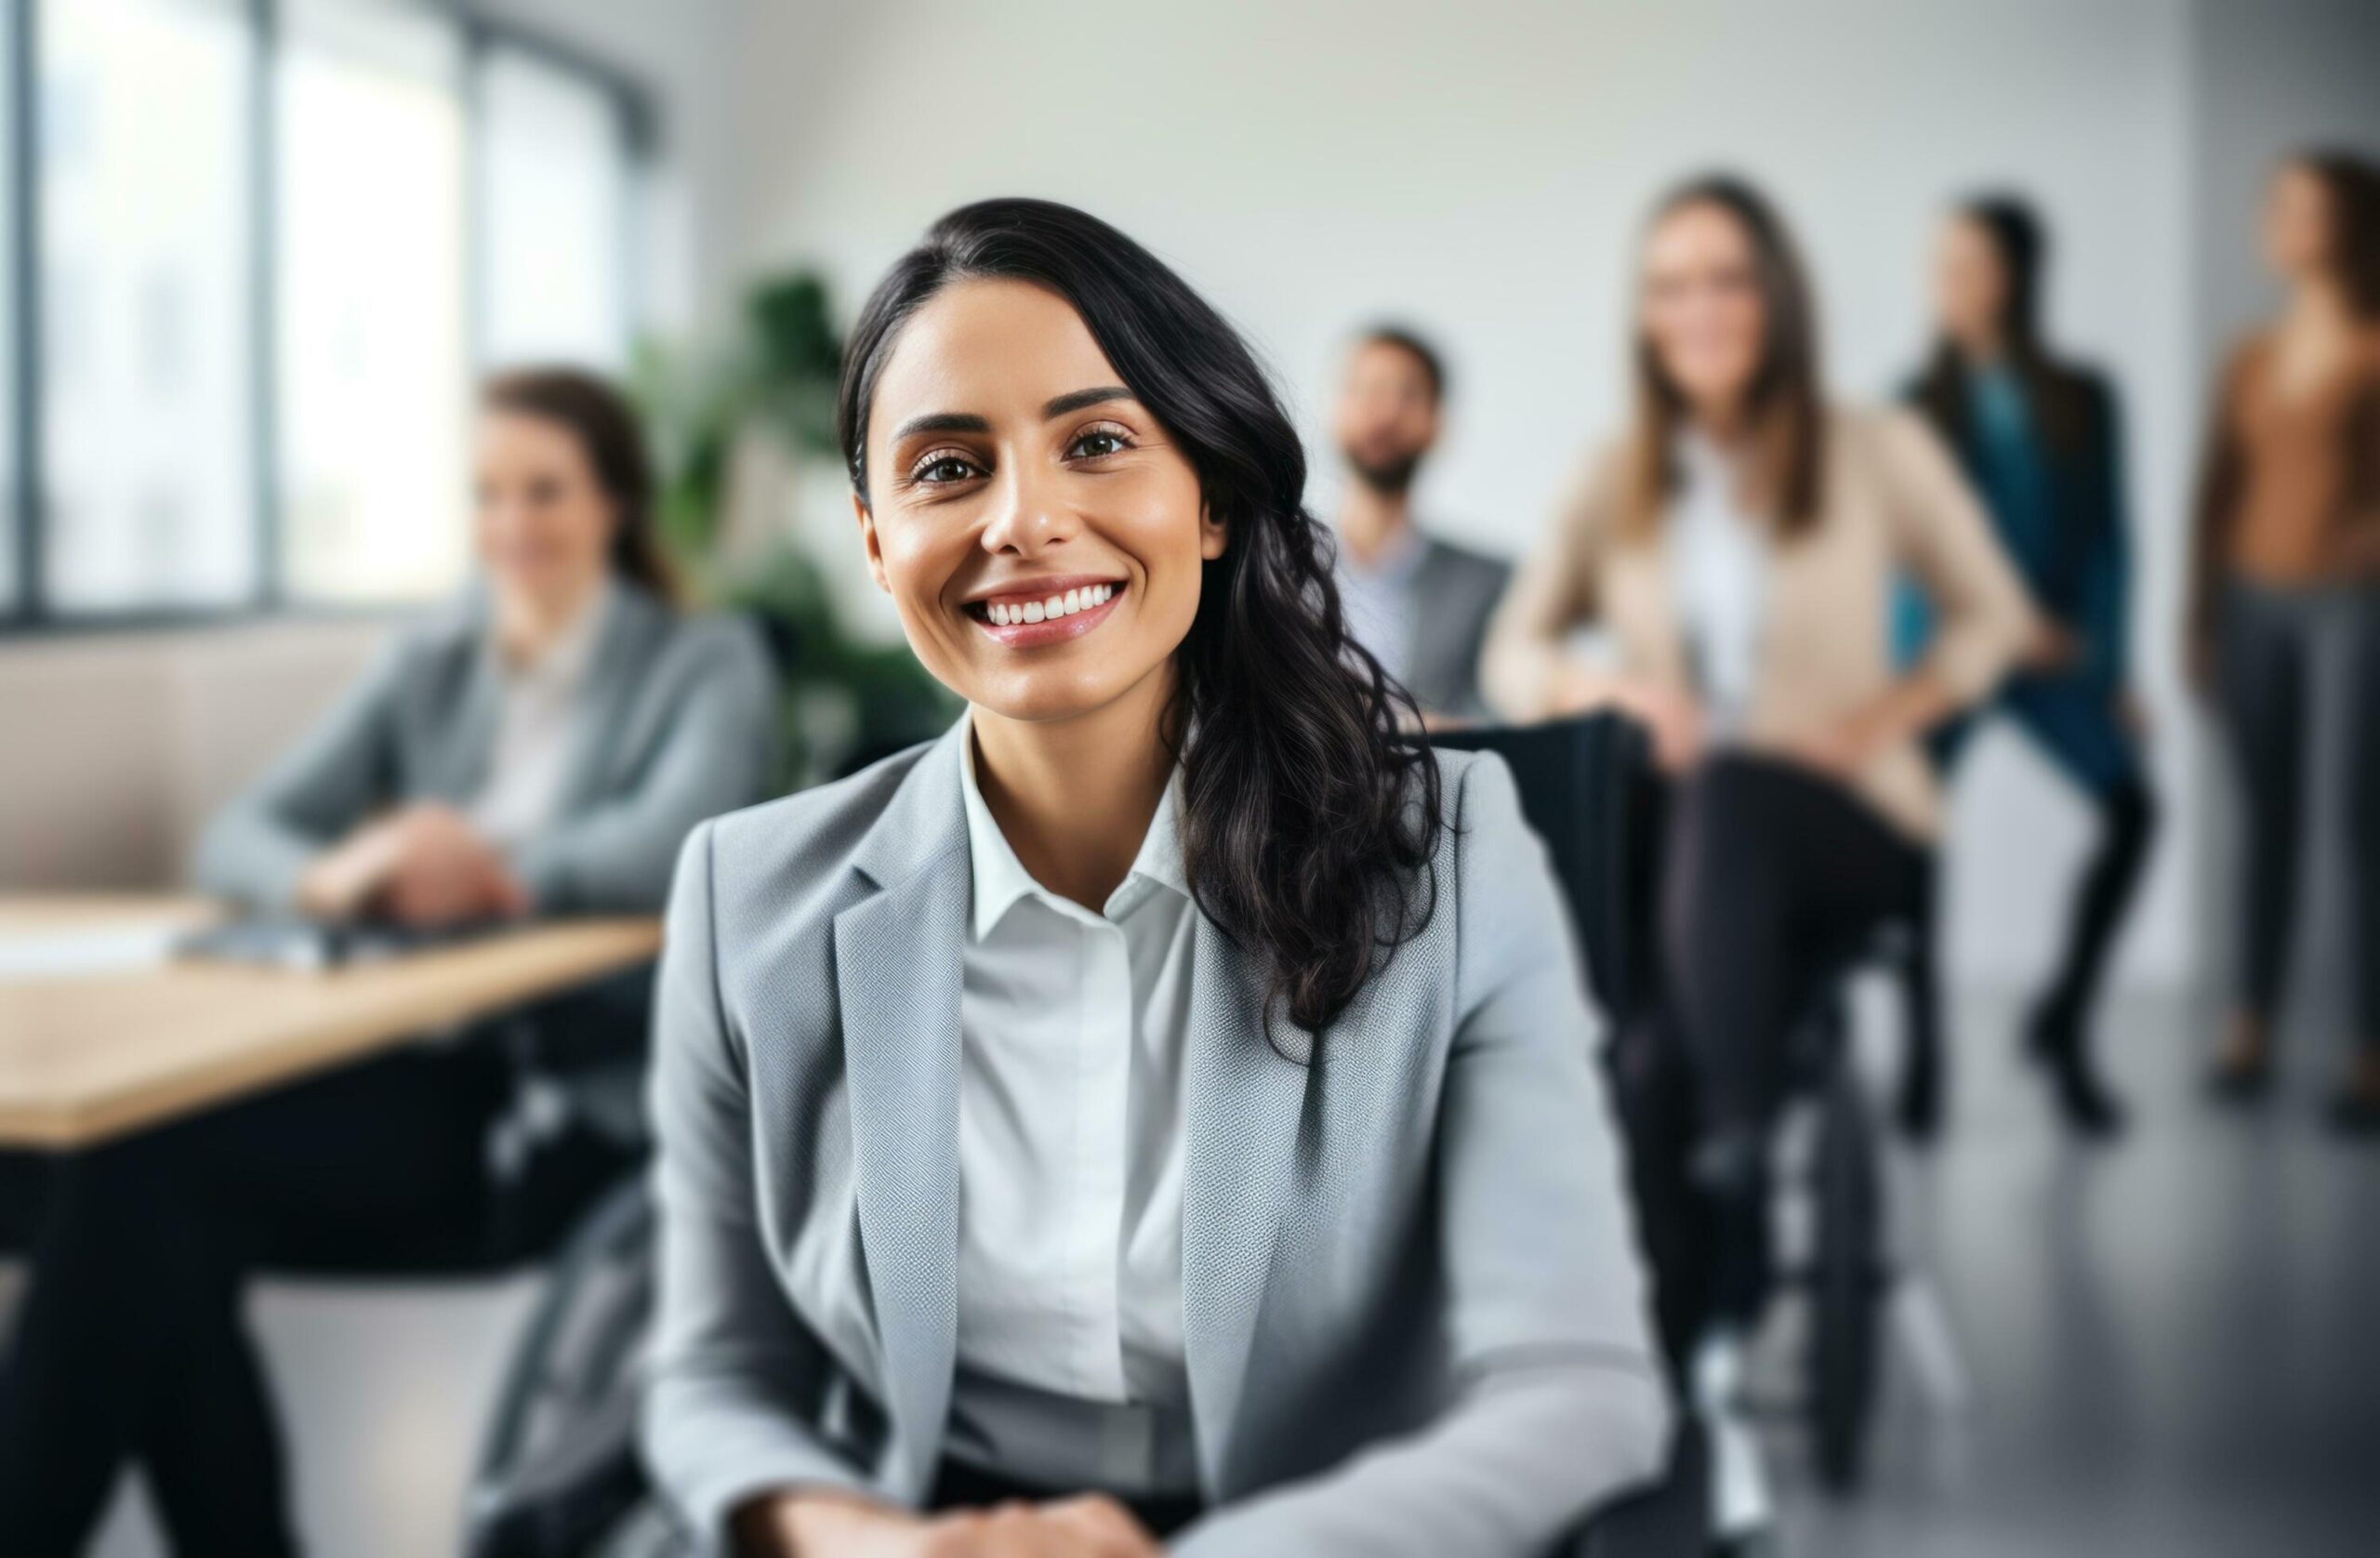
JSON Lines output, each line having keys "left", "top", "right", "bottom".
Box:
{"left": 853, "top": 492, "right": 892, "bottom": 593}
{"left": 1197, "top": 501, "right": 1228, "bottom": 561}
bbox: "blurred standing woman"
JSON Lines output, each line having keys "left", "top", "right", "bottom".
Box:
{"left": 641, "top": 199, "right": 1667, "bottom": 1558}
{"left": 2188, "top": 151, "right": 2380, "bottom": 1131}
{"left": 1900, "top": 195, "right": 2159, "bottom": 1137}
{"left": 1484, "top": 174, "right": 2030, "bottom": 1544}
{"left": 0, "top": 369, "right": 779, "bottom": 1558}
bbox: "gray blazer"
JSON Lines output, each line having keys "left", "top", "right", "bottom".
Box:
{"left": 194, "top": 583, "right": 779, "bottom": 916}
{"left": 642, "top": 721, "right": 1670, "bottom": 1555}
{"left": 1407, "top": 535, "right": 1512, "bottom": 720}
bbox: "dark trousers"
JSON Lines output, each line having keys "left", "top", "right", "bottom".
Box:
{"left": 2217, "top": 581, "right": 2380, "bottom": 1045}
{"left": 0, "top": 1044, "right": 511, "bottom": 1558}
{"left": 0, "top": 1150, "right": 46, "bottom": 1253}
{"left": 1636, "top": 754, "right": 1928, "bottom": 1332}
{"left": 1916, "top": 667, "right": 2160, "bottom": 1054}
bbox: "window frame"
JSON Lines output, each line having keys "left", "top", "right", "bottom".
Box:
{"left": 0, "top": 0, "right": 656, "bottom": 636}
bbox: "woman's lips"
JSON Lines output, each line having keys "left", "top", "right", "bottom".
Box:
{"left": 964, "top": 581, "right": 1124, "bottom": 647}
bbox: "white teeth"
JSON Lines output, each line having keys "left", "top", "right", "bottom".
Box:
{"left": 982, "top": 585, "right": 1117, "bottom": 629}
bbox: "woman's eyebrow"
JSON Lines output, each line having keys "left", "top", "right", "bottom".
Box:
{"left": 1041, "top": 386, "right": 1134, "bottom": 418}
{"left": 891, "top": 411, "right": 992, "bottom": 442}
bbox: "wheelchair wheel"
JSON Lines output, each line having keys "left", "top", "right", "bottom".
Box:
{"left": 1809, "top": 1060, "right": 1883, "bottom": 1493}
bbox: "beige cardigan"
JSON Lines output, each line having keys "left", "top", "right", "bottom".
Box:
{"left": 1482, "top": 404, "right": 2035, "bottom": 840}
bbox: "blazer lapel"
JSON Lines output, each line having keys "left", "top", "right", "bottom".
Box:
{"left": 1181, "top": 913, "right": 1314, "bottom": 1494}
{"left": 428, "top": 634, "right": 502, "bottom": 804}
{"left": 549, "top": 584, "right": 667, "bottom": 818}
{"left": 833, "top": 724, "right": 970, "bottom": 1499}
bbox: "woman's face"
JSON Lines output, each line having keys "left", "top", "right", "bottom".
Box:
{"left": 1933, "top": 214, "right": 2008, "bottom": 352}
{"left": 2262, "top": 163, "right": 2334, "bottom": 282}
{"left": 1640, "top": 199, "right": 1768, "bottom": 416}
{"left": 473, "top": 411, "right": 615, "bottom": 616}
{"left": 854, "top": 278, "right": 1223, "bottom": 726}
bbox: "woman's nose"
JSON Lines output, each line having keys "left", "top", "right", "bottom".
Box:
{"left": 978, "top": 462, "right": 1078, "bottom": 554}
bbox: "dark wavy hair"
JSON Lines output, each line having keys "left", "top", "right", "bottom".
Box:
{"left": 482, "top": 366, "right": 679, "bottom": 604}
{"left": 1914, "top": 193, "right": 2094, "bottom": 456}
{"left": 836, "top": 197, "right": 1442, "bottom": 1039}
{"left": 2288, "top": 148, "right": 2380, "bottom": 323}
{"left": 1626, "top": 174, "right": 1827, "bottom": 540}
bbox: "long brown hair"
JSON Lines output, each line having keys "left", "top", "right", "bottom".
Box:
{"left": 1624, "top": 174, "right": 1827, "bottom": 540}
{"left": 1913, "top": 194, "right": 2094, "bottom": 457}
{"left": 481, "top": 366, "right": 679, "bottom": 605}
{"left": 2291, "top": 148, "right": 2380, "bottom": 323}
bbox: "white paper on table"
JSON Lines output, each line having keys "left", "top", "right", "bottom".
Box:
{"left": 0, "top": 921, "right": 189, "bottom": 981}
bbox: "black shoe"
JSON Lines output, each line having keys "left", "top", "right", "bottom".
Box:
{"left": 2027, "top": 1005, "right": 2126, "bottom": 1138}
{"left": 2325, "top": 1086, "right": 2380, "bottom": 1138}
{"left": 1897, "top": 1046, "right": 1942, "bottom": 1145}
{"left": 2204, "top": 1056, "right": 2275, "bottom": 1103}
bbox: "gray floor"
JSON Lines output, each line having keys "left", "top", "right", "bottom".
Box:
{"left": 14, "top": 988, "right": 2378, "bottom": 1557}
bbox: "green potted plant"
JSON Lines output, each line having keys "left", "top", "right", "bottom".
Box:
{"left": 636, "top": 271, "right": 957, "bottom": 789}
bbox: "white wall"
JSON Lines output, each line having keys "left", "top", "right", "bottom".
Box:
{"left": 468, "top": 0, "right": 737, "bottom": 331}
{"left": 2184, "top": 0, "right": 2380, "bottom": 1038}
{"left": 709, "top": 0, "right": 2200, "bottom": 989}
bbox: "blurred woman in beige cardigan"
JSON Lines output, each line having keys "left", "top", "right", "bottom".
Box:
{"left": 1483, "top": 174, "right": 2032, "bottom": 1545}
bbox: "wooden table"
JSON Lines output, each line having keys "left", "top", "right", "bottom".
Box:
{"left": 0, "top": 897, "right": 662, "bottom": 1148}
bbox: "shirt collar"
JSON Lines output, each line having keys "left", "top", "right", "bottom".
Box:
{"left": 1336, "top": 522, "right": 1427, "bottom": 587}
{"left": 958, "top": 711, "right": 1189, "bottom": 942}
{"left": 497, "top": 578, "right": 615, "bottom": 693}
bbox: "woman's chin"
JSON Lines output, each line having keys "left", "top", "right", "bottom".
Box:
{"left": 962, "top": 662, "right": 1162, "bottom": 729}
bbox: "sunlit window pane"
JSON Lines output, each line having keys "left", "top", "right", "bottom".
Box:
{"left": 478, "top": 45, "right": 628, "bottom": 370}
{"left": 0, "top": 0, "right": 15, "bottom": 614}
{"left": 39, "top": 0, "right": 256, "bottom": 613}
{"left": 276, "top": 0, "right": 467, "bottom": 605}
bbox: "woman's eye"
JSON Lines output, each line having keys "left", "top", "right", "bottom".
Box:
{"left": 913, "top": 455, "right": 981, "bottom": 485}
{"left": 1068, "top": 428, "right": 1130, "bottom": 460}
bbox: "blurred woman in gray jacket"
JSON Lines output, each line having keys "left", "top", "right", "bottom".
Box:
{"left": 0, "top": 369, "right": 778, "bottom": 1558}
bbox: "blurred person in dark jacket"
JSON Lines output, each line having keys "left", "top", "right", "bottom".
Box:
{"left": 1895, "top": 194, "right": 2159, "bottom": 1139}
{"left": 1329, "top": 325, "right": 1510, "bottom": 722}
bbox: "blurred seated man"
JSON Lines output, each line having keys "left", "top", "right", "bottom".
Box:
{"left": 1329, "top": 324, "right": 1510, "bottom": 722}
{"left": 0, "top": 368, "right": 779, "bottom": 1558}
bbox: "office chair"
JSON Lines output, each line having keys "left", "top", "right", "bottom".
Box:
{"left": 467, "top": 1174, "right": 655, "bottom": 1558}
{"left": 1428, "top": 714, "right": 1661, "bottom": 1023}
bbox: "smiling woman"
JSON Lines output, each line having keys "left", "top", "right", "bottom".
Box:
{"left": 837, "top": 206, "right": 1438, "bottom": 1022}
{"left": 639, "top": 198, "right": 1670, "bottom": 1558}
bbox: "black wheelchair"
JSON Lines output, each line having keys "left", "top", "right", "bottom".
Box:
{"left": 1433, "top": 716, "right": 1905, "bottom": 1498}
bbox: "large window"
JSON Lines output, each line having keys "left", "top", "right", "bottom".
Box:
{"left": 41, "top": 0, "right": 256, "bottom": 613}
{"left": 0, "top": 0, "right": 651, "bottom": 627}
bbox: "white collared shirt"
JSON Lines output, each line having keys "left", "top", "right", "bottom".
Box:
{"left": 1671, "top": 435, "right": 1771, "bottom": 741}
{"left": 469, "top": 582, "right": 613, "bottom": 852}
{"left": 951, "top": 717, "right": 1197, "bottom": 1472}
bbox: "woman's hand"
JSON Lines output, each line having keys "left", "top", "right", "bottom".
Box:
{"left": 2183, "top": 622, "right": 2219, "bottom": 705}
{"left": 1542, "top": 664, "right": 1704, "bottom": 772}
{"left": 735, "top": 1490, "right": 1160, "bottom": 1558}
{"left": 376, "top": 806, "right": 528, "bottom": 927}
{"left": 2024, "top": 617, "right": 2083, "bottom": 674}
{"left": 296, "top": 817, "right": 411, "bottom": 921}
{"left": 299, "top": 806, "right": 527, "bottom": 927}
